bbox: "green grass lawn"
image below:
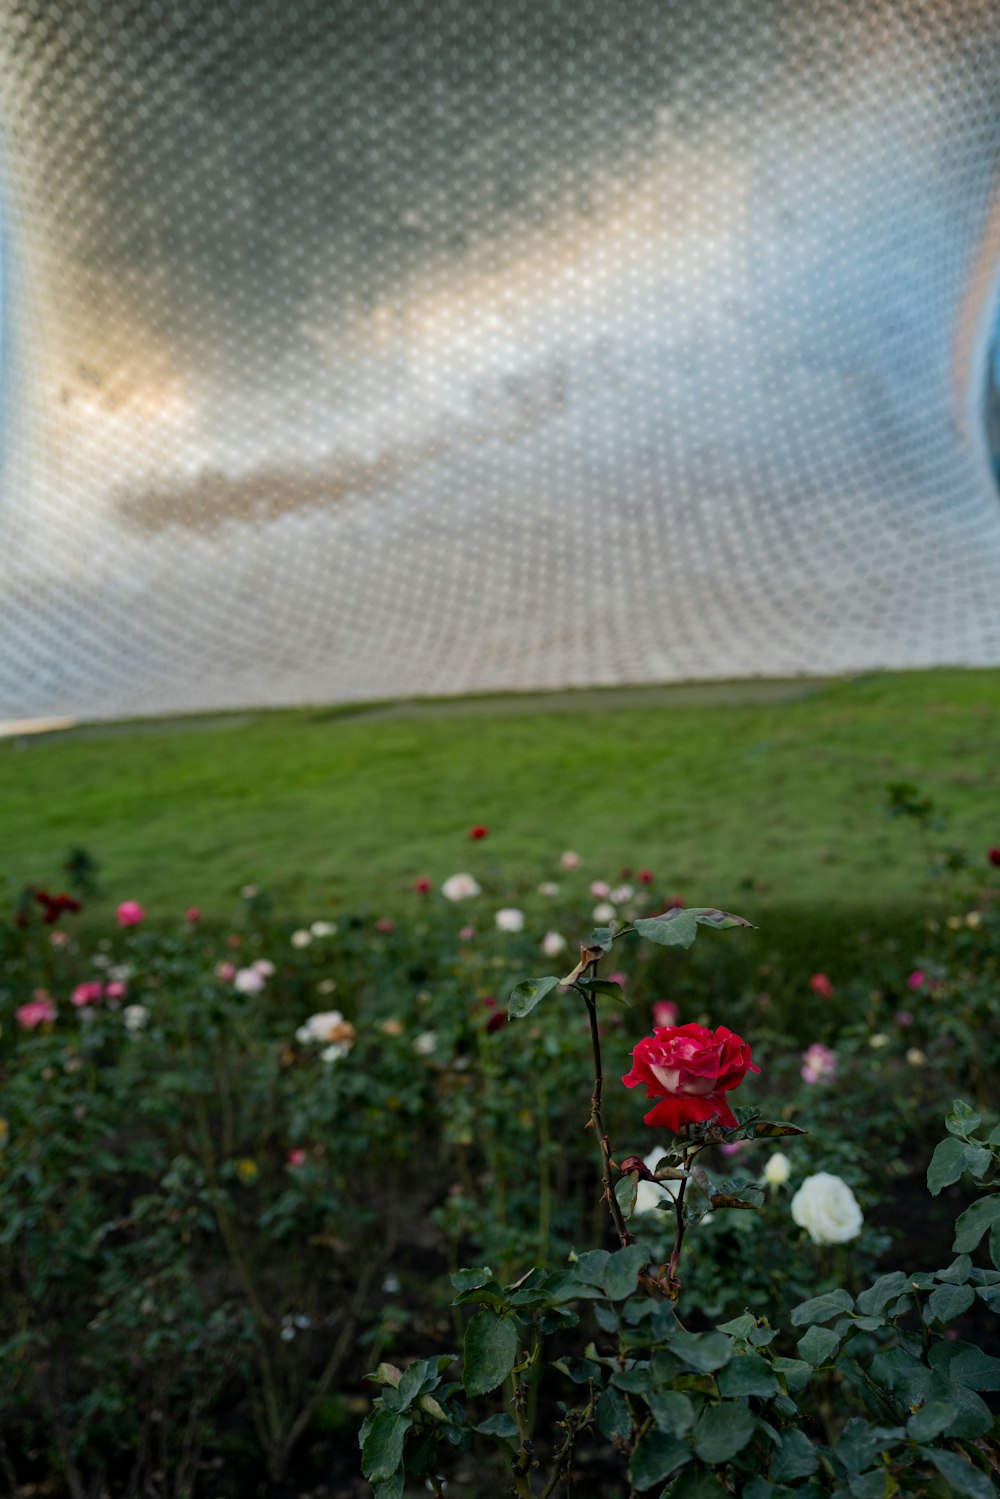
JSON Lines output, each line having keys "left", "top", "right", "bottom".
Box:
{"left": 3, "top": 669, "right": 999, "bottom": 935}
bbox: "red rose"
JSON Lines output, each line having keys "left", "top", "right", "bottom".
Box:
{"left": 469, "top": 825, "right": 489, "bottom": 840}
{"left": 414, "top": 878, "right": 432, "bottom": 894}
{"left": 622, "top": 1022, "right": 760, "bottom": 1131}
{"left": 988, "top": 847, "right": 1000, "bottom": 868}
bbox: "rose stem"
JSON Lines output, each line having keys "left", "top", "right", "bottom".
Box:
{"left": 583, "top": 983, "right": 632, "bottom": 1248}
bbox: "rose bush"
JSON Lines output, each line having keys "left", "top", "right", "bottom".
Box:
{"left": 622, "top": 1020, "right": 760, "bottom": 1129}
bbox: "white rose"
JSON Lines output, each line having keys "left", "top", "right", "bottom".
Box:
{"left": 253, "top": 959, "right": 276, "bottom": 977}
{"left": 610, "top": 884, "right": 634, "bottom": 905}
{"left": 791, "top": 1173, "right": 863, "bottom": 1245}
{"left": 413, "top": 1030, "right": 438, "bottom": 1056}
{"left": 592, "top": 902, "right": 616, "bottom": 923}
{"left": 495, "top": 908, "right": 525, "bottom": 933}
{"left": 541, "top": 931, "right": 567, "bottom": 957}
{"left": 296, "top": 1010, "right": 355, "bottom": 1054}
{"left": 442, "top": 873, "right": 482, "bottom": 901}
{"left": 123, "top": 1003, "right": 149, "bottom": 1033}
{"left": 234, "top": 967, "right": 266, "bottom": 994}
{"left": 291, "top": 929, "right": 312, "bottom": 948}
{"left": 560, "top": 851, "right": 581, "bottom": 870}
{"left": 311, "top": 920, "right": 337, "bottom": 937}
{"left": 590, "top": 880, "right": 611, "bottom": 899}
{"left": 538, "top": 882, "right": 560, "bottom": 897}
{"left": 763, "top": 1152, "right": 791, "bottom": 1187}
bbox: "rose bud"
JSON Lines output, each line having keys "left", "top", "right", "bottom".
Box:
{"left": 617, "top": 1155, "right": 655, "bottom": 1181}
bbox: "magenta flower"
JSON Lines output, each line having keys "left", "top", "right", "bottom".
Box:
{"left": 117, "top": 901, "right": 146, "bottom": 928}
{"left": 809, "top": 974, "right": 834, "bottom": 999}
{"left": 105, "top": 981, "right": 127, "bottom": 1002}
{"left": 185, "top": 907, "right": 201, "bottom": 923}
{"left": 896, "top": 1010, "right": 914, "bottom": 1028}
{"left": 17, "top": 996, "right": 57, "bottom": 1029}
{"left": 71, "top": 981, "right": 104, "bottom": 1007}
{"left": 652, "top": 1000, "right": 678, "bottom": 1027}
{"left": 215, "top": 961, "right": 236, "bottom": 983}
{"left": 287, "top": 1148, "right": 308, "bottom": 1169}
{"left": 906, "top": 970, "right": 925, "bottom": 991}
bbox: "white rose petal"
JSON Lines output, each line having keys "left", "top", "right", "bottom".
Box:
{"left": 495, "top": 908, "right": 525, "bottom": 933}
{"left": 763, "top": 1152, "right": 791, "bottom": 1187}
{"left": 442, "top": 873, "right": 482, "bottom": 902}
{"left": 234, "top": 967, "right": 266, "bottom": 994}
{"left": 123, "top": 1004, "right": 150, "bottom": 1033}
{"left": 541, "top": 931, "right": 567, "bottom": 957}
{"left": 790, "top": 1172, "right": 863, "bottom": 1245}
{"left": 320, "top": 1043, "right": 350, "bottom": 1064}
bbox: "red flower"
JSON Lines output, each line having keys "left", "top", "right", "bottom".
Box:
{"left": 485, "top": 1010, "right": 507, "bottom": 1034}
{"left": 34, "top": 890, "right": 82, "bottom": 924}
{"left": 989, "top": 848, "right": 1000, "bottom": 868}
{"left": 809, "top": 973, "right": 834, "bottom": 999}
{"left": 638, "top": 869, "right": 654, "bottom": 885}
{"left": 469, "top": 825, "right": 490, "bottom": 840}
{"left": 414, "top": 877, "right": 432, "bottom": 894}
{"left": 622, "top": 1022, "right": 760, "bottom": 1131}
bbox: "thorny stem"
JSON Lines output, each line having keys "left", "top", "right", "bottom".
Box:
{"left": 668, "top": 1170, "right": 688, "bottom": 1288}
{"left": 582, "top": 979, "right": 632, "bottom": 1248}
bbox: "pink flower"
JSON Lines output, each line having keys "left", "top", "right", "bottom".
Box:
{"left": 71, "top": 981, "right": 104, "bottom": 1007}
{"left": 907, "top": 970, "right": 925, "bottom": 991}
{"left": 185, "top": 907, "right": 201, "bottom": 923}
{"left": 896, "top": 1010, "right": 914, "bottom": 1028}
{"left": 17, "top": 996, "right": 57, "bottom": 1029}
{"left": 719, "top": 1140, "right": 744, "bottom": 1157}
{"left": 652, "top": 1000, "right": 678, "bottom": 1027}
{"left": 216, "top": 961, "right": 236, "bottom": 983}
{"left": 590, "top": 880, "right": 611, "bottom": 899}
{"left": 104, "top": 981, "right": 127, "bottom": 1002}
{"left": 809, "top": 974, "right": 834, "bottom": 999}
{"left": 116, "top": 901, "right": 146, "bottom": 928}
{"left": 375, "top": 918, "right": 395, "bottom": 934}
{"left": 560, "top": 851, "right": 581, "bottom": 870}
{"left": 287, "top": 1148, "right": 308, "bottom": 1169}
{"left": 638, "top": 869, "right": 654, "bottom": 885}
{"left": 800, "top": 1043, "right": 837, "bottom": 1085}
{"left": 623, "top": 1022, "right": 760, "bottom": 1131}
{"left": 459, "top": 925, "right": 476, "bottom": 941}
{"left": 414, "top": 878, "right": 432, "bottom": 894}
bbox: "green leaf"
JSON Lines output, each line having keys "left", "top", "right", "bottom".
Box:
{"left": 936, "top": 1254, "right": 973, "bottom": 1284}
{"left": 360, "top": 1409, "right": 413, "bottom": 1482}
{"left": 507, "top": 976, "right": 561, "bottom": 1019}
{"left": 633, "top": 907, "right": 754, "bottom": 950}
{"left": 717, "top": 1352, "right": 780, "bottom": 1398}
{"left": 577, "top": 978, "right": 629, "bottom": 1004}
{"left": 628, "top": 1430, "right": 690, "bottom": 1490}
{"left": 857, "top": 1271, "right": 908, "bottom": 1316}
{"left": 791, "top": 1289, "right": 854, "bottom": 1326}
{"left": 648, "top": 1390, "right": 695, "bottom": 1436}
{"left": 797, "top": 1325, "right": 841, "bottom": 1366}
{"left": 603, "top": 1244, "right": 647, "bottom": 1301}
{"left": 668, "top": 1330, "right": 733, "bottom": 1373}
{"left": 693, "top": 1401, "right": 755, "bottom": 1463}
{"left": 746, "top": 1120, "right": 808, "bottom": 1139}
{"left": 664, "top": 1473, "right": 730, "bottom": 1499}
{"left": 834, "top": 1417, "right": 903, "bottom": 1474}
{"left": 906, "top": 1400, "right": 958, "bottom": 1441}
{"left": 928, "top": 1136, "right": 970, "bottom": 1195}
{"left": 919, "top": 1446, "right": 997, "bottom": 1499}
{"left": 772, "top": 1356, "right": 812, "bottom": 1394}
{"left": 926, "top": 1282, "right": 975, "bottom": 1323}
{"left": 596, "top": 1385, "right": 631, "bottom": 1443}
{"left": 946, "top": 1101, "right": 982, "bottom": 1138}
{"left": 949, "top": 1346, "right": 1000, "bottom": 1391}
{"left": 953, "top": 1196, "right": 1000, "bottom": 1253}
{"left": 451, "top": 1266, "right": 494, "bottom": 1293}
{"left": 373, "top": 1471, "right": 405, "bottom": 1499}
{"left": 474, "top": 1413, "right": 519, "bottom": 1440}
{"left": 769, "top": 1428, "right": 820, "bottom": 1482}
{"left": 616, "top": 1172, "right": 639, "bottom": 1219}
{"left": 463, "top": 1311, "right": 518, "bottom": 1396}
{"left": 572, "top": 1249, "right": 611, "bottom": 1286}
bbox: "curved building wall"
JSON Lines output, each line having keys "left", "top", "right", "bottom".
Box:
{"left": 1, "top": 0, "right": 1000, "bottom": 718}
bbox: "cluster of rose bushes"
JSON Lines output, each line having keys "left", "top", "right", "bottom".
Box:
{"left": 0, "top": 834, "right": 998, "bottom": 1494}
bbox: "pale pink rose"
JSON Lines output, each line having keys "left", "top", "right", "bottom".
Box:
{"left": 253, "top": 959, "right": 276, "bottom": 977}
{"left": 287, "top": 1148, "right": 308, "bottom": 1169}
{"left": 17, "top": 997, "right": 57, "bottom": 1029}
{"left": 459, "top": 925, "right": 476, "bottom": 941}
{"left": 50, "top": 931, "right": 69, "bottom": 949}
{"left": 104, "top": 981, "right": 127, "bottom": 1002}
{"left": 375, "top": 918, "right": 395, "bottom": 934}
{"left": 801, "top": 1043, "right": 837, "bottom": 1085}
{"left": 116, "top": 901, "right": 146, "bottom": 928}
{"left": 234, "top": 967, "right": 266, "bottom": 994}
{"left": 907, "top": 970, "right": 925, "bottom": 991}
{"left": 608, "top": 972, "right": 628, "bottom": 988}
{"left": 719, "top": 1140, "right": 744, "bottom": 1157}
{"left": 560, "top": 851, "right": 581, "bottom": 870}
{"left": 185, "top": 907, "right": 201, "bottom": 923}
{"left": 896, "top": 1010, "right": 914, "bottom": 1028}
{"left": 590, "top": 880, "right": 611, "bottom": 899}
{"left": 652, "top": 1000, "right": 678, "bottom": 1027}
{"left": 72, "top": 981, "right": 105, "bottom": 1007}
{"left": 216, "top": 961, "right": 237, "bottom": 983}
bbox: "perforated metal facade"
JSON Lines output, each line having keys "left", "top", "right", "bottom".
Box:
{"left": 2, "top": 1, "right": 1000, "bottom": 719}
